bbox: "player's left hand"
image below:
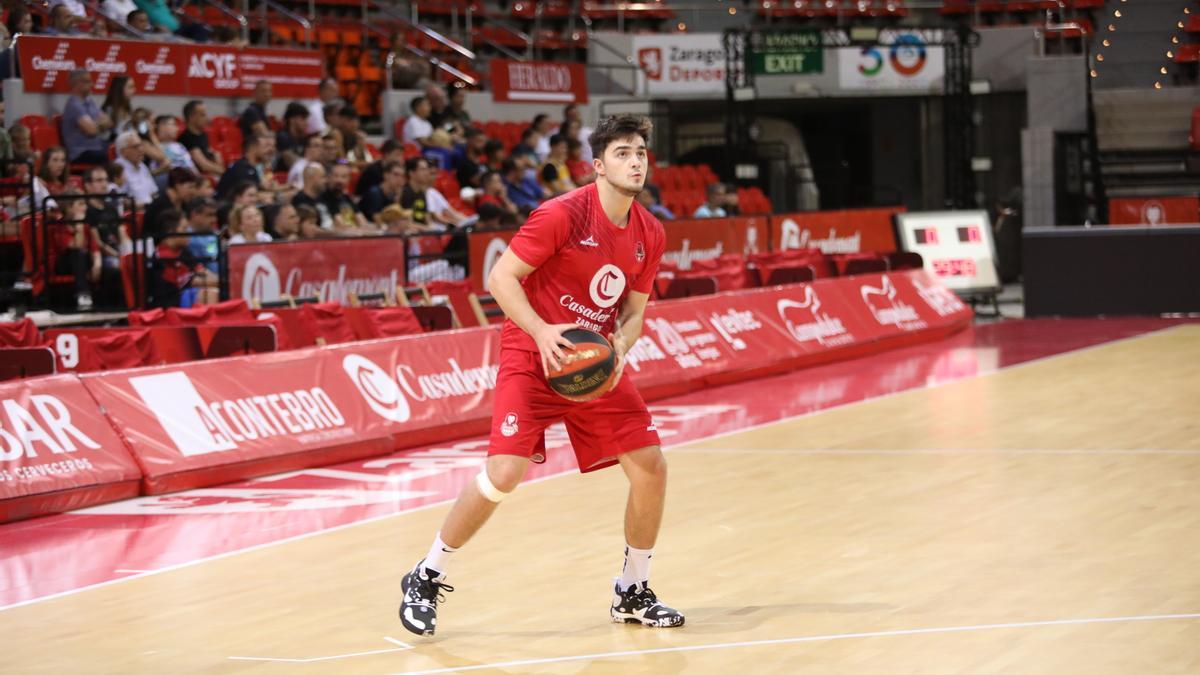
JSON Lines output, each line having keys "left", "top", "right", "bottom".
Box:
{"left": 608, "top": 331, "right": 628, "bottom": 388}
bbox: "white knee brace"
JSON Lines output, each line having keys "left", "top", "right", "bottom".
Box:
{"left": 475, "top": 470, "right": 511, "bottom": 503}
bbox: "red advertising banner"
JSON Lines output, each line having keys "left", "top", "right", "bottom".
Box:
{"left": 228, "top": 237, "right": 408, "bottom": 306}
{"left": 0, "top": 374, "right": 141, "bottom": 520}
{"left": 74, "top": 269, "right": 968, "bottom": 495}
{"left": 17, "top": 35, "right": 322, "bottom": 98}
{"left": 770, "top": 206, "right": 905, "bottom": 254}
{"left": 1108, "top": 197, "right": 1200, "bottom": 226}
{"left": 467, "top": 229, "right": 519, "bottom": 292}
{"left": 81, "top": 327, "right": 502, "bottom": 494}
{"left": 490, "top": 58, "right": 588, "bottom": 104}
{"left": 662, "top": 216, "right": 767, "bottom": 269}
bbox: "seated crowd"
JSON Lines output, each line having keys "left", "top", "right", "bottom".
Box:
{"left": 2, "top": 74, "right": 725, "bottom": 311}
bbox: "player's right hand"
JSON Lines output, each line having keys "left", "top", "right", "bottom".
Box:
{"left": 535, "top": 323, "right": 578, "bottom": 377}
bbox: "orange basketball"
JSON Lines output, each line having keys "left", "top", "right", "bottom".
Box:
{"left": 547, "top": 329, "right": 618, "bottom": 402}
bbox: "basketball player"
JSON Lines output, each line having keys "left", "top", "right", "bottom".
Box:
{"left": 399, "top": 114, "right": 683, "bottom": 635}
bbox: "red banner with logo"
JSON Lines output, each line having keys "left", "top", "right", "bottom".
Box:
{"left": 662, "top": 216, "right": 768, "bottom": 270}
{"left": 467, "top": 229, "right": 520, "bottom": 292}
{"left": 227, "top": 237, "right": 408, "bottom": 306}
{"left": 0, "top": 374, "right": 142, "bottom": 521}
{"left": 490, "top": 59, "right": 588, "bottom": 104}
{"left": 1108, "top": 197, "right": 1200, "bottom": 226}
{"left": 70, "top": 269, "right": 968, "bottom": 495}
{"left": 17, "top": 35, "right": 322, "bottom": 98}
{"left": 770, "top": 207, "right": 904, "bottom": 254}
{"left": 80, "top": 328, "right": 502, "bottom": 494}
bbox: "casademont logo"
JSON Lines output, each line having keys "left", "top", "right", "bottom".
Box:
{"left": 589, "top": 264, "right": 626, "bottom": 309}
{"left": 860, "top": 276, "right": 924, "bottom": 329}
{"left": 778, "top": 218, "right": 862, "bottom": 254}
{"left": 242, "top": 253, "right": 282, "bottom": 302}
{"left": 341, "top": 353, "right": 500, "bottom": 423}
{"left": 776, "top": 286, "right": 852, "bottom": 346}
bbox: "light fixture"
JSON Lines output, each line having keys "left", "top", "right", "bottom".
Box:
{"left": 1096, "top": 54, "right": 1105, "bottom": 61}
{"left": 1178, "top": 21, "right": 1185, "bottom": 29}
{"left": 1108, "top": 23, "right": 1116, "bottom": 31}
{"left": 677, "top": 22, "right": 686, "bottom": 30}
{"left": 728, "top": 6, "right": 736, "bottom": 13}
{"left": 1161, "top": 67, "right": 1168, "bottom": 74}
{"left": 1090, "top": 69, "right": 1097, "bottom": 77}
{"left": 1102, "top": 39, "right": 1110, "bottom": 46}
{"left": 1114, "top": 9, "right": 1121, "bottom": 17}
{"left": 1154, "top": 82, "right": 1162, "bottom": 89}
{"left": 1173, "top": 36, "right": 1180, "bottom": 44}
{"left": 1167, "top": 50, "right": 1174, "bottom": 58}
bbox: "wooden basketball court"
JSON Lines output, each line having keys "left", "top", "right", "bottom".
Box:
{"left": 2, "top": 324, "right": 1198, "bottom": 673}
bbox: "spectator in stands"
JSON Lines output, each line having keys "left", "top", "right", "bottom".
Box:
{"left": 237, "top": 80, "right": 272, "bottom": 139}
{"left": 292, "top": 164, "right": 334, "bottom": 233}
{"left": 288, "top": 133, "right": 322, "bottom": 189}
{"left": 539, "top": 134, "right": 576, "bottom": 197}
{"left": 531, "top": 114, "right": 555, "bottom": 162}
{"left": 101, "top": 76, "right": 136, "bottom": 142}
{"left": 424, "top": 83, "right": 449, "bottom": 128}
{"left": 149, "top": 115, "right": 197, "bottom": 174}
{"left": 421, "top": 129, "right": 455, "bottom": 171}
{"left": 361, "top": 160, "right": 405, "bottom": 226}
{"left": 84, "top": 167, "right": 129, "bottom": 306}
{"left": 482, "top": 139, "right": 506, "bottom": 174}
{"left": 566, "top": 138, "right": 594, "bottom": 185}
{"left": 473, "top": 202, "right": 505, "bottom": 231}
{"left": 275, "top": 102, "right": 310, "bottom": 170}
{"left": 62, "top": 70, "right": 114, "bottom": 165}
{"left": 215, "top": 133, "right": 269, "bottom": 202}
{"left": 228, "top": 204, "right": 272, "bottom": 244}
{"left": 325, "top": 162, "right": 369, "bottom": 232}
{"left": 126, "top": 9, "right": 152, "bottom": 33}
{"left": 321, "top": 130, "right": 345, "bottom": 164}
{"left": 510, "top": 128, "right": 540, "bottom": 169}
{"left": 562, "top": 104, "right": 594, "bottom": 162}
{"left": 637, "top": 189, "right": 674, "bottom": 221}
{"left": 135, "top": 0, "right": 180, "bottom": 34}
{"left": 6, "top": 7, "right": 32, "bottom": 36}
{"left": 44, "top": 4, "right": 84, "bottom": 36}
{"left": 144, "top": 167, "right": 199, "bottom": 240}
{"left": 501, "top": 158, "right": 544, "bottom": 214}
{"left": 403, "top": 97, "right": 434, "bottom": 147}
{"left": 476, "top": 171, "right": 518, "bottom": 215}
{"left": 693, "top": 182, "right": 729, "bottom": 218}
{"left": 8, "top": 124, "right": 34, "bottom": 168}
{"left": 441, "top": 85, "right": 472, "bottom": 129}
{"left": 100, "top": 0, "right": 138, "bottom": 26}
{"left": 53, "top": 195, "right": 99, "bottom": 309}
{"left": 401, "top": 156, "right": 469, "bottom": 229}
{"left": 114, "top": 131, "right": 158, "bottom": 206}
{"left": 355, "top": 139, "right": 404, "bottom": 198}
{"left": 271, "top": 203, "right": 300, "bottom": 241}
{"left": 335, "top": 106, "right": 375, "bottom": 167}
{"left": 180, "top": 100, "right": 225, "bottom": 177}
{"left": 294, "top": 203, "right": 322, "bottom": 239}
{"left": 454, "top": 126, "right": 488, "bottom": 189}
{"left": 184, "top": 197, "right": 218, "bottom": 273}
{"left": 38, "top": 147, "right": 71, "bottom": 195}
{"left": 306, "top": 77, "right": 340, "bottom": 135}
{"left": 152, "top": 209, "right": 219, "bottom": 308}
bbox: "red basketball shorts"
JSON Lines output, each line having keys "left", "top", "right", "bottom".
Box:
{"left": 488, "top": 348, "right": 661, "bottom": 473}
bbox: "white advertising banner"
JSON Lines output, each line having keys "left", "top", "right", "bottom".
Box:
{"left": 837, "top": 32, "right": 945, "bottom": 92}
{"left": 633, "top": 34, "right": 726, "bottom": 96}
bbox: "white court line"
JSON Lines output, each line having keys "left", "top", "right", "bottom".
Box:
{"left": 0, "top": 323, "right": 1186, "bottom": 614}
{"left": 229, "top": 636, "right": 414, "bottom": 663}
{"left": 675, "top": 448, "right": 1200, "bottom": 456}
{"left": 112, "top": 569, "right": 155, "bottom": 574}
{"left": 393, "top": 612, "right": 1200, "bottom": 674}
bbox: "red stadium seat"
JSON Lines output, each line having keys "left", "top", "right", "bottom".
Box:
{"left": 345, "top": 306, "right": 424, "bottom": 339}
{"left": 299, "top": 302, "right": 358, "bottom": 345}
{"left": 0, "top": 318, "right": 40, "bottom": 347}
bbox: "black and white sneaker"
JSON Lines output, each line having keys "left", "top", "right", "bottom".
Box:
{"left": 610, "top": 580, "right": 685, "bottom": 628}
{"left": 399, "top": 560, "right": 455, "bottom": 636}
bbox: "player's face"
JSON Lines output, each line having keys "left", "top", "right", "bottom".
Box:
{"left": 596, "top": 135, "right": 646, "bottom": 197}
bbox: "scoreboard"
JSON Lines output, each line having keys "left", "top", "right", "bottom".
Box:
{"left": 894, "top": 210, "right": 1000, "bottom": 294}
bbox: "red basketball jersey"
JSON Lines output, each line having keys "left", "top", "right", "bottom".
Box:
{"left": 502, "top": 183, "right": 665, "bottom": 352}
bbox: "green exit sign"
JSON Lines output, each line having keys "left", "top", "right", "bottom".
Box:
{"left": 748, "top": 30, "right": 824, "bottom": 75}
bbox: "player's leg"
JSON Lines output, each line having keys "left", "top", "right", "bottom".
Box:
{"left": 565, "top": 383, "right": 684, "bottom": 628}
{"left": 399, "top": 349, "right": 560, "bottom": 636}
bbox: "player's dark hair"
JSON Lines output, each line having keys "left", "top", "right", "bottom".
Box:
{"left": 588, "top": 114, "right": 652, "bottom": 161}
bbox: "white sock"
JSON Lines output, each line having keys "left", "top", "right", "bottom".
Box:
{"left": 421, "top": 532, "right": 457, "bottom": 577}
{"left": 619, "top": 545, "right": 653, "bottom": 591}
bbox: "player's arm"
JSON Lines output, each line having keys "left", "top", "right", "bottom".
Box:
{"left": 488, "top": 248, "right": 577, "bottom": 377}
{"left": 609, "top": 290, "right": 649, "bottom": 387}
